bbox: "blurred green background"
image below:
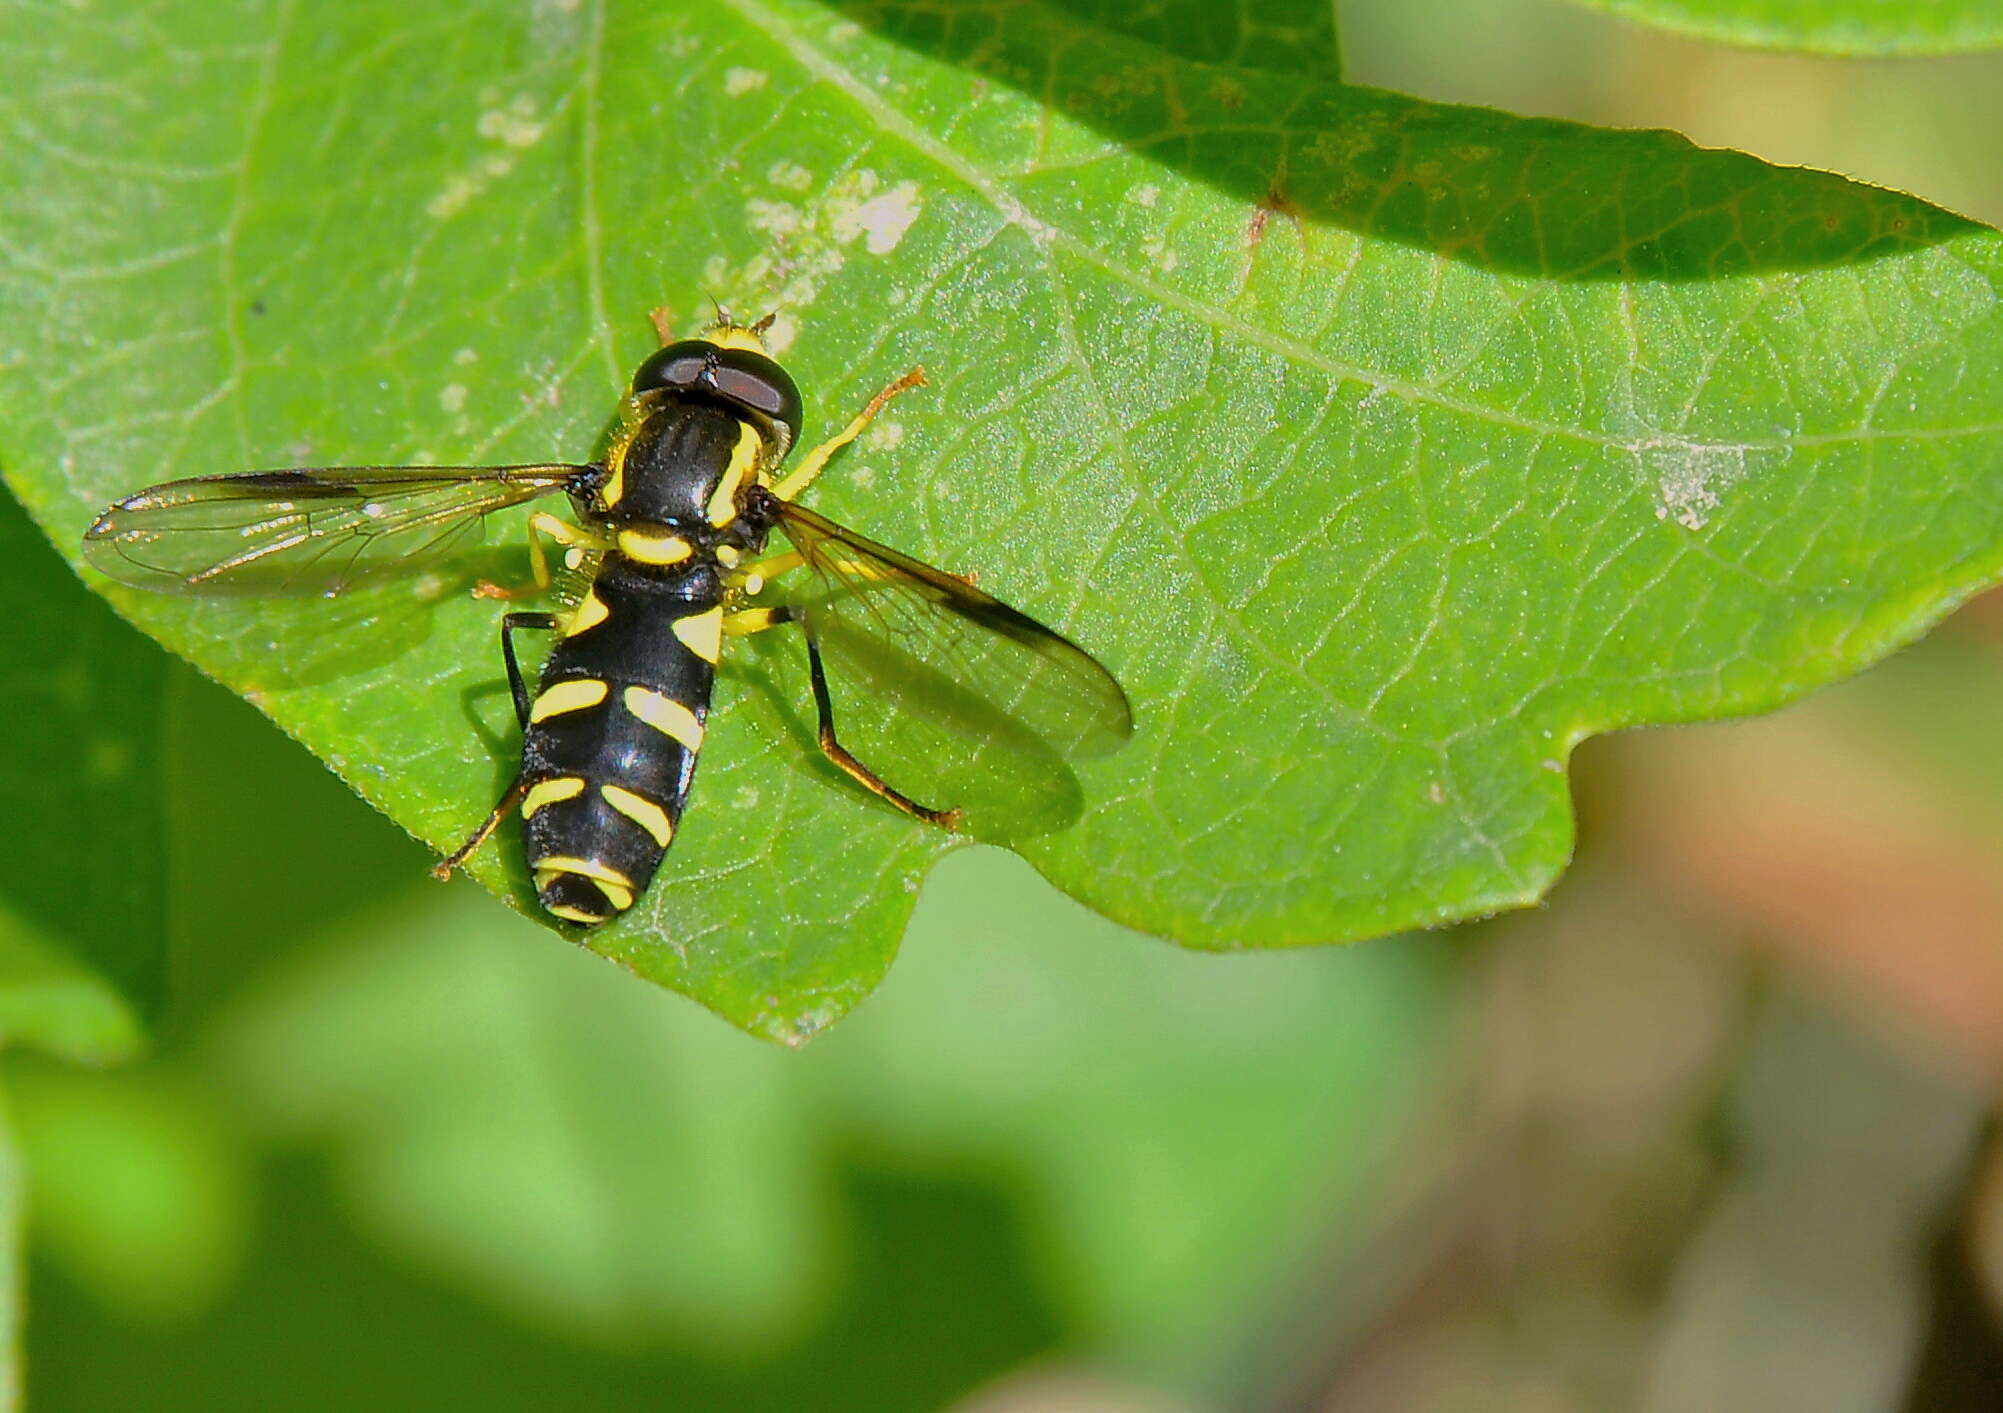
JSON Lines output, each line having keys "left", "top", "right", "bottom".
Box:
{"left": 16, "top": 0, "right": 2003, "bottom": 1409}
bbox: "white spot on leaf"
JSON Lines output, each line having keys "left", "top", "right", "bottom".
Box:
{"left": 746, "top": 198, "right": 803, "bottom": 239}
{"left": 1635, "top": 436, "right": 1763, "bottom": 531}
{"left": 715, "top": 170, "right": 923, "bottom": 315}
{"left": 762, "top": 311, "right": 799, "bottom": 354}
{"left": 427, "top": 94, "right": 546, "bottom": 219}
{"left": 766, "top": 160, "right": 813, "bottom": 192}
{"left": 725, "top": 68, "right": 769, "bottom": 97}
{"left": 831, "top": 180, "right": 923, "bottom": 255}
{"left": 427, "top": 175, "right": 483, "bottom": 221}
{"left": 476, "top": 96, "right": 547, "bottom": 150}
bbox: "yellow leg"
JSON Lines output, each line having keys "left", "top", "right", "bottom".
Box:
{"left": 725, "top": 550, "right": 806, "bottom": 597}
{"left": 724, "top": 606, "right": 795, "bottom": 636}
{"left": 475, "top": 512, "right": 612, "bottom": 600}
{"left": 771, "top": 367, "right": 927, "bottom": 502}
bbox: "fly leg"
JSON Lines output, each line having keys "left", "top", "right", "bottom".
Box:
{"left": 722, "top": 550, "right": 805, "bottom": 600}
{"left": 726, "top": 606, "right": 960, "bottom": 830}
{"left": 499, "top": 611, "right": 559, "bottom": 725}
{"left": 474, "top": 512, "right": 611, "bottom": 601}
{"left": 805, "top": 629, "right": 962, "bottom": 829}
{"left": 431, "top": 609, "right": 560, "bottom": 880}
{"left": 770, "top": 368, "right": 928, "bottom": 502}
{"left": 432, "top": 778, "right": 527, "bottom": 880}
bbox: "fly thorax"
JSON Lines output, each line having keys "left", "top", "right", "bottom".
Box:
{"left": 607, "top": 397, "right": 769, "bottom": 534}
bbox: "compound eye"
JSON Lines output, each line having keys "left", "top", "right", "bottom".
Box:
{"left": 712, "top": 349, "right": 803, "bottom": 446}
{"left": 630, "top": 340, "right": 714, "bottom": 395}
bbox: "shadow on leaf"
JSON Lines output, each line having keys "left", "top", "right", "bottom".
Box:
{"left": 828, "top": 0, "right": 1977, "bottom": 279}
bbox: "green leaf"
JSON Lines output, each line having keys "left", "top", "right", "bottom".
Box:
{"left": 7, "top": 0, "right": 2003, "bottom": 1039}
{"left": 1564, "top": 0, "right": 2003, "bottom": 55}
{"left": 0, "top": 490, "right": 156, "bottom": 1059}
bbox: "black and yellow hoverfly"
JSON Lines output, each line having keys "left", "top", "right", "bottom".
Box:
{"left": 83, "top": 313, "right": 1132, "bottom": 926}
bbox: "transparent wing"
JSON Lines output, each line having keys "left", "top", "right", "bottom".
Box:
{"left": 775, "top": 500, "right": 1133, "bottom": 763}
{"left": 82, "top": 464, "right": 589, "bottom": 596}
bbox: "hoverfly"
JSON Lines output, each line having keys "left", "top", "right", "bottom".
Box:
{"left": 83, "top": 312, "right": 1133, "bottom": 926}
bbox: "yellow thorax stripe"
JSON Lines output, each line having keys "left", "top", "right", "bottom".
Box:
{"left": 706, "top": 422, "right": 763, "bottom": 526}
{"left": 600, "top": 446, "right": 626, "bottom": 509}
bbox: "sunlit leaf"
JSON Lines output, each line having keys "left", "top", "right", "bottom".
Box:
{"left": 7, "top": 0, "right": 2003, "bottom": 1037}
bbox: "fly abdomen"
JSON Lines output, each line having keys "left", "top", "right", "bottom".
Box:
{"left": 520, "top": 556, "right": 723, "bottom": 925}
